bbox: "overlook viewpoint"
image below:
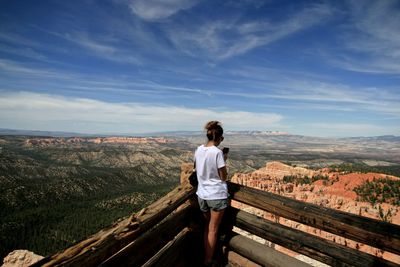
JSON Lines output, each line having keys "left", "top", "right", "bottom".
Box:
{"left": 1, "top": 135, "right": 400, "bottom": 266}
{"left": 16, "top": 162, "right": 400, "bottom": 267}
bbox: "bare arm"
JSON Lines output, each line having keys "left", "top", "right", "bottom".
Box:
{"left": 218, "top": 166, "right": 227, "bottom": 181}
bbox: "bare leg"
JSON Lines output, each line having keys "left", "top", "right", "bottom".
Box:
{"left": 204, "top": 209, "right": 225, "bottom": 265}
{"left": 203, "top": 211, "right": 210, "bottom": 259}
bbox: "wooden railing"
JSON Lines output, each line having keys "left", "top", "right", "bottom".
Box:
{"left": 31, "top": 164, "right": 400, "bottom": 267}
{"left": 225, "top": 182, "right": 400, "bottom": 267}
{"left": 31, "top": 183, "right": 196, "bottom": 267}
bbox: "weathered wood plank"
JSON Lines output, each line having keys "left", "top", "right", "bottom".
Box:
{"left": 226, "top": 233, "right": 312, "bottom": 267}
{"left": 228, "top": 182, "right": 400, "bottom": 255}
{"left": 223, "top": 249, "right": 262, "bottom": 267}
{"left": 227, "top": 207, "right": 398, "bottom": 267}
{"left": 32, "top": 183, "right": 195, "bottom": 267}
{"left": 100, "top": 203, "right": 192, "bottom": 266}
{"left": 142, "top": 227, "right": 191, "bottom": 267}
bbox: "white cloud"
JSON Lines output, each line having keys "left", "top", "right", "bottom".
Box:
{"left": 66, "top": 32, "right": 142, "bottom": 64}
{"left": 2, "top": 59, "right": 399, "bottom": 118}
{"left": 329, "top": 56, "right": 400, "bottom": 75}
{"left": 67, "top": 33, "right": 116, "bottom": 54}
{"left": 0, "top": 91, "right": 283, "bottom": 134}
{"left": 167, "top": 3, "right": 334, "bottom": 59}
{"left": 129, "top": 0, "right": 199, "bottom": 20}
{"left": 0, "top": 59, "right": 56, "bottom": 77}
{"left": 349, "top": 0, "right": 400, "bottom": 57}
{"left": 217, "top": 65, "right": 400, "bottom": 116}
{"left": 40, "top": 29, "right": 142, "bottom": 64}
{"left": 332, "top": 0, "right": 400, "bottom": 74}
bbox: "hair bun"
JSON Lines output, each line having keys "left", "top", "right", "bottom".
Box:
{"left": 204, "top": 121, "right": 224, "bottom": 141}
{"left": 204, "top": 121, "right": 221, "bottom": 130}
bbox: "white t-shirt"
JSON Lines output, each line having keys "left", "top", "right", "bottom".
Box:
{"left": 194, "top": 145, "right": 227, "bottom": 200}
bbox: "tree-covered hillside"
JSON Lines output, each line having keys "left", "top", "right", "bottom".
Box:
{"left": 0, "top": 137, "right": 192, "bottom": 259}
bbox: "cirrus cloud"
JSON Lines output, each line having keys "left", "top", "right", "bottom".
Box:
{"left": 0, "top": 91, "right": 283, "bottom": 134}
{"left": 129, "top": 0, "right": 199, "bottom": 21}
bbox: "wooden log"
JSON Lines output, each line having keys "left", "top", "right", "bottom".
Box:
{"left": 142, "top": 227, "right": 191, "bottom": 267}
{"left": 227, "top": 207, "right": 398, "bottom": 267}
{"left": 228, "top": 182, "right": 400, "bottom": 255}
{"left": 100, "top": 203, "right": 192, "bottom": 266}
{"left": 223, "top": 248, "right": 262, "bottom": 267}
{"left": 226, "top": 233, "right": 312, "bottom": 267}
{"left": 32, "top": 183, "right": 195, "bottom": 267}
{"left": 181, "top": 162, "right": 194, "bottom": 185}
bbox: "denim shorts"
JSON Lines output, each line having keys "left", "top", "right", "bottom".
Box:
{"left": 198, "top": 197, "right": 228, "bottom": 212}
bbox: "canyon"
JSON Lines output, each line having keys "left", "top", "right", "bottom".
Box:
{"left": 1, "top": 133, "right": 399, "bottom": 265}
{"left": 231, "top": 161, "right": 400, "bottom": 264}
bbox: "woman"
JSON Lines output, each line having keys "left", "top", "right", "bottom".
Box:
{"left": 194, "top": 121, "right": 228, "bottom": 266}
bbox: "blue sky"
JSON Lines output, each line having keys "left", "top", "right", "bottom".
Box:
{"left": 0, "top": 0, "right": 399, "bottom": 137}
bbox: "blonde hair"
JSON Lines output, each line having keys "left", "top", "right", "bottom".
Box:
{"left": 204, "top": 121, "right": 223, "bottom": 141}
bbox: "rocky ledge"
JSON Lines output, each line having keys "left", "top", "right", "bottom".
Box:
{"left": 2, "top": 250, "right": 43, "bottom": 267}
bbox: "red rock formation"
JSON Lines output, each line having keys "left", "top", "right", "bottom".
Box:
{"left": 231, "top": 161, "right": 400, "bottom": 264}
{"left": 89, "top": 137, "right": 169, "bottom": 144}
{"left": 24, "top": 137, "right": 171, "bottom": 147}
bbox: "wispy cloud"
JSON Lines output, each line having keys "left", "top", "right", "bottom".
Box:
{"left": 330, "top": 0, "right": 400, "bottom": 74}
{"left": 0, "top": 91, "right": 283, "bottom": 134}
{"left": 348, "top": 0, "right": 400, "bottom": 58}
{"left": 66, "top": 32, "right": 141, "bottom": 64}
{"left": 0, "top": 32, "right": 39, "bottom": 47}
{"left": 0, "top": 30, "right": 53, "bottom": 62}
{"left": 217, "top": 65, "right": 400, "bottom": 116}
{"left": 0, "top": 44, "right": 47, "bottom": 61}
{"left": 1, "top": 58, "right": 399, "bottom": 118}
{"left": 167, "top": 3, "right": 334, "bottom": 59}
{"left": 0, "top": 59, "right": 207, "bottom": 97}
{"left": 36, "top": 28, "right": 142, "bottom": 64}
{"left": 66, "top": 32, "right": 116, "bottom": 54}
{"left": 329, "top": 56, "right": 400, "bottom": 75}
{"left": 129, "top": 0, "right": 199, "bottom": 20}
{"left": 0, "top": 59, "right": 56, "bottom": 77}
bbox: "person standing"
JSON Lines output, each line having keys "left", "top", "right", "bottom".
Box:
{"left": 194, "top": 121, "right": 228, "bottom": 266}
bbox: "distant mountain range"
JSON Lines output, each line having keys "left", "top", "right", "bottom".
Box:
{"left": 1, "top": 128, "right": 399, "bottom": 140}
{"left": 0, "top": 128, "right": 95, "bottom": 137}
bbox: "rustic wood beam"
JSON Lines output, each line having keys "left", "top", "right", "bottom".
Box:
{"left": 226, "top": 233, "right": 312, "bottom": 267}
{"left": 223, "top": 248, "right": 262, "bottom": 267}
{"left": 32, "top": 183, "right": 195, "bottom": 267}
{"left": 227, "top": 207, "right": 398, "bottom": 267}
{"left": 228, "top": 182, "right": 400, "bottom": 255}
{"left": 142, "top": 227, "right": 191, "bottom": 267}
{"left": 99, "top": 203, "right": 192, "bottom": 266}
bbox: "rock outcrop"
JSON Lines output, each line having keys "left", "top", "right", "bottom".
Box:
{"left": 2, "top": 250, "right": 43, "bottom": 267}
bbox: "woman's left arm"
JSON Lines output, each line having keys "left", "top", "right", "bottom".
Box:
{"left": 218, "top": 166, "right": 227, "bottom": 181}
